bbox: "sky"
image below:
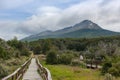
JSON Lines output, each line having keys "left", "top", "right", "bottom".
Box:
{"left": 0, "top": 0, "right": 120, "bottom": 40}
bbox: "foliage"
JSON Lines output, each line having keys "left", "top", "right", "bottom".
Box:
{"left": 58, "top": 54, "right": 73, "bottom": 65}
{"left": 102, "top": 62, "right": 112, "bottom": 74}
{"left": 7, "top": 37, "right": 30, "bottom": 56}
{"left": 102, "top": 56, "right": 120, "bottom": 77}
{"left": 108, "top": 62, "right": 120, "bottom": 77}
{"left": 46, "top": 50, "right": 58, "bottom": 64}
{"left": 0, "top": 64, "right": 8, "bottom": 78}
{"left": 0, "top": 46, "right": 7, "bottom": 59}
{"left": 104, "top": 73, "right": 114, "bottom": 80}
{"left": 0, "top": 37, "right": 30, "bottom": 79}
{"left": 33, "top": 44, "right": 41, "bottom": 54}
{"left": 29, "top": 36, "right": 120, "bottom": 77}
{"left": 42, "top": 39, "right": 51, "bottom": 54}
{"left": 46, "top": 50, "right": 74, "bottom": 65}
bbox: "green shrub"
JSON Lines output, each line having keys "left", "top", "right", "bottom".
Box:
{"left": 59, "top": 54, "right": 73, "bottom": 65}
{"left": 71, "top": 61, "right": 80, "bottom": 66}
{"left": 108, "top": 67, "right": 119, "bottom": 77}
{"left": 0, "top": 46, "right": 10, "bottom": 59}
{"left": 102, "top": 62, "right": 112, "bottom": 74}
{"left": 108, "top": 62, "right": 120, "bottom": 77}
{"left": 0, "top": 64, "right": 8, "bottom": 78}
{"left": 46, "top": 50, "right": 58, "bottom": 64}
{"left": 71, "top": 60, "right": 86, "bottom": 68}
{"left": 104, "top": 73, "right": 113, "bottom": 80}
{"left": 21, "top": 48, "right": 30, "bottom": 56}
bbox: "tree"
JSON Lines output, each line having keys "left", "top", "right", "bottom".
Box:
{"left": 102, "top": 61, "right": 112, "bottom": 74}
{"left": 33, "top": 45, "right": 41, "bottom": 54}
{"left": 7, "top": 36, "right": 19, "bottom": 48}
{"left": 0, "top": 46, "right": 8, "bottom": 59}
{"left": 42, "top": 39, "right": 51, "bottom": 54}
{"left": 108, "top": 61, "right": 120, "bottom": 77}
{"left": 0, "top": 46, "right": 5, "bottom": 58}
{"left": 46, "top": 50, "right": 58, "bottom": 64}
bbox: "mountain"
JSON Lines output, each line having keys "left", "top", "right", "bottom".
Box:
{"left": 24, "top": 30, "right": 53, "bottom": 40}
{"left": 22, "top": 20, "right": 120, "bottom": 41}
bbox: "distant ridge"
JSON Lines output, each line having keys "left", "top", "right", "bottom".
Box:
{"left": 22, "top": 20, "right": 120, "bottom": 41}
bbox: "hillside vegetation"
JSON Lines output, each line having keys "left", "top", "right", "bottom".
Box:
{"left": 0, "top": 37, "right": 31, "bottom": 79}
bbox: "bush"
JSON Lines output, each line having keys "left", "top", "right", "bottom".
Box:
{"left": 102, "top": 62, "right": 112, "bottom": 74}
{"left": 59, "top": 54, "right": 73, "bottom": 65}
{"left": 104, "top": 73, "right": 114, "bottom": 80}
{"left": 108, "top": 67, "right": 119, "bottom": 77}
{"left": 71, "top": 61, "right": 86, "bottom": 68}
{"left": 0, "top": 64, "right": 8, "bottom": 78}
{"left": 33, "top": 45, "right": 41, "bottom": 54}
{"left": 0, "top": 47, "right": 10, "bottom": 59}
{"left": 108, "top": 62, "right": 120, "bottom": 77}
{"left": 46, "top": 50, "right": 58, "bottom": 64}
{"left": 71, "top": 61, "right": 80, "bottom": 66}
{"left": 21, "top": 48, "right": 30, "bottom": 56}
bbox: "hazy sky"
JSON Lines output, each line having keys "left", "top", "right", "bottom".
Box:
{"left": 0, "top": 0, "right": 120, "bottom": 40}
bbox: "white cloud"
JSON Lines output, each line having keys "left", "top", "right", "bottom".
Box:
{"left": 24, "top": 0, "right": 120, "bottom": 31}
{"left": 0, "top": 0, "right": 120, "bottom": 40}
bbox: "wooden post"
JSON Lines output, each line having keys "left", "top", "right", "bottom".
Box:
{"left": 12, "top": 76, "right": 14, "bottom": 80}
{"left": 90, "top": 59, "right": 92, "bottom": 68}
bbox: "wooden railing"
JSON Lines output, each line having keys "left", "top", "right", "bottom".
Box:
{"left": 2, "top": 58, "right": 32, "bottom": 80}
{"left": 36, "top": 58, "right": 52, "bottom": 80}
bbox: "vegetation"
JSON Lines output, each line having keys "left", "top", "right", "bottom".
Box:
{"left": 104, "top": 73, "right": 114, "bottom": 80}
{"left": 1, "top": 35, "right": 120, "bottom": 79}
{"left": 31, "top": 36, "right": 120, "bottom": 79}
{"left": 44, "top": 65, "right": 104, "bottom": 80}
{"left": 38, "top": 56, "right": 103, "bottom": 80}
{"left": 0, "top": 37, "right": 30, "bottom": 79}
{"left": 46, "top": 50, "right": 58, "bottom": 64}
{"left": 58, "top": 53, "right": 73, "bottom": 65}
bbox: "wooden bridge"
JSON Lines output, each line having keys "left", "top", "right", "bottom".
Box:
{"left": 2, "top": 57, "right": 52, "bottom": 80}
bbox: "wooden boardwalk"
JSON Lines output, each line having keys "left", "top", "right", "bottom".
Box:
{"left": 23, "top": 58, "right": 43, "bottom": 80}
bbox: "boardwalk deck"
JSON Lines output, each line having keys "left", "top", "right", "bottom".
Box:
{"left": 23, "top": 58, "right": 42, "bottom": 80}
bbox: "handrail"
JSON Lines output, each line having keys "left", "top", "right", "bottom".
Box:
{"left": 36, "top": 57, "right": 52, "bottom": 80}
{"left": 2, "top": 58, "right": 32, "bottom": 80}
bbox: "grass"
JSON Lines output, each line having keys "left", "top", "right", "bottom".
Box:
{"left": 38, "top": 56, "right": 120, "bottom": 80}
{"left": 44, "top": 64, "right": 104, "bottom": 80}
{"left": 39, "top": 58, "right": 104, "bottom": 80}
{"left": 0, "top": 56, "right": 29, "bottom": 79}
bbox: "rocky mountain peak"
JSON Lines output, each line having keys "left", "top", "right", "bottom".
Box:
{"left": 74, "top": 20, "right": 102, "bottom": 30}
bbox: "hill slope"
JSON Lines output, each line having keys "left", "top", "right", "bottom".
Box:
{"left": 22, "top": 20, "right": 120, "bottom": 41}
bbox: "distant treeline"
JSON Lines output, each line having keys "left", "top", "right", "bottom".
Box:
{"left": 29, "top": 36, "right": 120, "bottom": 54}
